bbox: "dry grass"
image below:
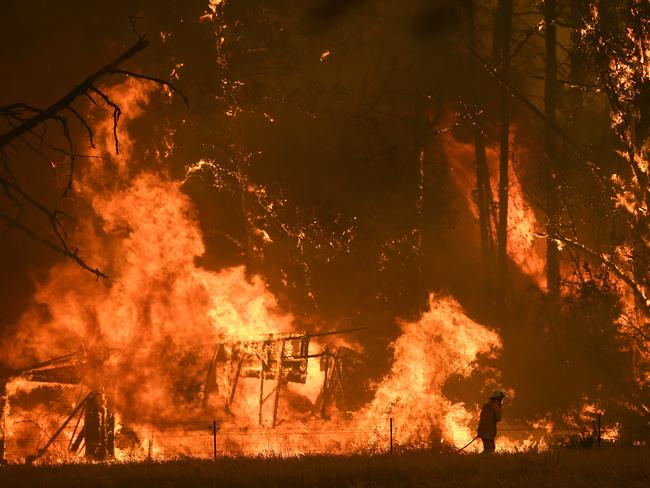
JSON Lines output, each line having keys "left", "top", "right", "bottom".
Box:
{"left": 0, "top": 448, "right": 648, "bottom": 487}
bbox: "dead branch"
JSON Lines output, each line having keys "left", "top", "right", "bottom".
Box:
{"left": 541, "top": 231, "right": 648, "bottom": 309}
{"left": 0, "top": 37, "right": 148, "bottom": 148}
{"left": 0, "top": 35, "right": 184, "bottom": 279}
{"left": 110, "top": 69, "right": 189, "bottom": 104}
{"left": 88, "top": 87, "right": 122, "bottom": 154}
{"left": 0, "top": 212, "right": 107, "bottom": 279}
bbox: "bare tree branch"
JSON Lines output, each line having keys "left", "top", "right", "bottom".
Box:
{"left": 88, "top": 86, "right": 122, "bottom": 155}
{"left": 0, "top": 211, "right": 107, "bottom": 279}
{"left": 66, "top": 105, "right": 96, "bottom": 149}
{"left": 0, "top": 35, "right": 185, "bottom": 279}
{"left": 110, "top": 69, "right": 189, "bottom": 104}
{"left": 0, "top": 37, "right": 149, "bottom": 148}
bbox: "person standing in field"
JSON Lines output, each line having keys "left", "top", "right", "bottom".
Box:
{"left": 477, "top": 389, "right": 505, "bottom": 453}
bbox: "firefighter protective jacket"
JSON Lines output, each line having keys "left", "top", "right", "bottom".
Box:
{"left": 477, "top": 399, "right": 502, "bottom": 439}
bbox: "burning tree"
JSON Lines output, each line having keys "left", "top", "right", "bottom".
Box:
{"left": 580, "top": 1, "right": 650, "bottom": 314}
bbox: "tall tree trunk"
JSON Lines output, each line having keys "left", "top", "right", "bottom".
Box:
{"left": 469, "top": 1, "right": 496, "bottom": 289}
{"left": 545, "top": 0, "right": 561, "bottom": 303}
{"left": 475, "top": 121, "right": 496, "bottom": 286}
{"left": 416, "top": 144, "right": 426, "bottom": 314}
{"left": 236, "top": 157, "right": 261, "bottom": 278}
{"left": 495, "top": 0, "right": 513, "bottom": 306}
{"left": 0, "top": 381, "right": 6, "bottom": 465}
{"left": 568, "top": 0, "right": 589, "bottom": 101}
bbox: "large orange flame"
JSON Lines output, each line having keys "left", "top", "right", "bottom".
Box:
{"left": 444, "top": 134, "right": 546, "bottom": 289}
{"left": 2, "top": 80, "right": 515, "bottom": 461}
{"left": 352, "top": 294, "right": 501, "bottom": 450}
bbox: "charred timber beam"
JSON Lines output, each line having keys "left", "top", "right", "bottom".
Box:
{"left": 202, "top": 346, "right": 221, "bottom": 410}
{"left": 68, "top": 405, "right": 85, "bottom": 453}
{"left": 262, "top": 387, "right": 277, "bottom": 405}
{"left": 26, "top": 393, "right": 91, "bottom": 465}
{"left": 271, "top": 340, "right": 286, "bottom": 428}
{"left": 226, "top": 357, "right": 243, "bottom": 412}
{"left": 11, "top": 351, "right": 81, "bottom": 376}
{"left": 105, "top": 412, "right": 115, "bottom": 459}
{"left": 258, "top": 357, "right": 265, "bottom": 426}
{"left": 269, "top": 326, "right": 366, "bottom": 342}
{"left": 262, "top": 385, "right": 278, "bottom": 403}
{"left": 0, "top": 380, "right": 7, "bottom": 464}
{"left": 84, "top": 392, "right": 102, "bottom": 460}
{"left": 320, "top": 355, "right": 331, "bottom": 418}
{"left": 22, "top": 365, "right": 82, "bottom": 385}
{"left": 291, "top": 353, "right": 331, "bottom": 359}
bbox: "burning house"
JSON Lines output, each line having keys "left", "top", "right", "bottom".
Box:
{"left": 0, "top": 327, "right": 365, "bottom": 462}
{"left": 203, "top": 328, "right": 364, "bottom": 427}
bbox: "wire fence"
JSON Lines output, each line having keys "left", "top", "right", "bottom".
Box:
{"left": 2, "top": 416, "right": 649, "bottom": 460}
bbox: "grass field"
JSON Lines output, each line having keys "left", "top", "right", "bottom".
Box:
{"left": 0, "top": 449, "right": 648, "bottom": 487}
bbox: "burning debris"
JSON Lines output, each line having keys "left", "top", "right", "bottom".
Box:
{"left": 203, "top": 327, "right": 365, "bottom": 427}
{"left": 0, "top": 352, "right": 115, "bottom": 463}
{"left": 1, "top": 327, "right": 366, "bottom": 462}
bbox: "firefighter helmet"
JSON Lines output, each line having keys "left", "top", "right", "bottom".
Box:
{"left": 490, "top": 389, "right": 506, "bottom": 400}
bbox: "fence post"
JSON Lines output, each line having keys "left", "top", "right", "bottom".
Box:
{"left": 212, "top": 420, "right": 218, "bottom": 461}
{"left": 597, "top": 414, "right": 601, "bottom": 448}
{"left": 147, "top": 430, "right": 153, "bottom": 460}
{"left": 389, "top": 417, "right": 393, "bottom": 454}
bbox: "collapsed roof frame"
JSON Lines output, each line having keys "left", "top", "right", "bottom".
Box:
{"left": 202, "top": 327, "right": 365, "bottom": 427}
